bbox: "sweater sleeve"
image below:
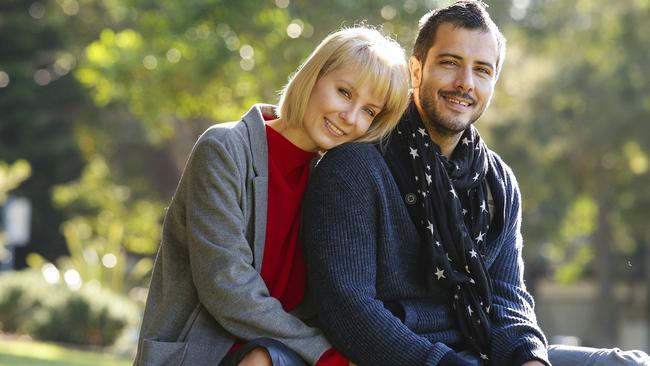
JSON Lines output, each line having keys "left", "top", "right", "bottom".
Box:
{"left": 487, "top": 165, "right": 550, "bottom": 366}
{"left": 302, "top": 144, "right": 453, "bottom": 366}
{"left": 184, "top": 130, "right": 330, "bottom": 364}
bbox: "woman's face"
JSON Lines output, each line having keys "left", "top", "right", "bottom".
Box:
{"left": 298, "top": 67, "right": 385, "bottom": 152}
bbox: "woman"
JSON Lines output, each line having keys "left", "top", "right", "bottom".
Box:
{"left": 134, "top": 26, "right": 409, "bottom": 366}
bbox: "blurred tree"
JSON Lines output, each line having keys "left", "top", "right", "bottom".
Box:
{"left": 0, "top": 160, "right": 31, "bottom": 204}
{"left": 488, "top": 0, "right": 650, "bottom": 347}
{"left": 0, "top": 0, "right": 88, "bottom": 265}
{"left": 0, "top": 159, "right": 31, "bottom": 260}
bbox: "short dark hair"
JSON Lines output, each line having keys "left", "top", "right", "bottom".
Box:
{"left": 413, "top": 0, "right": 506, "bottom": 76}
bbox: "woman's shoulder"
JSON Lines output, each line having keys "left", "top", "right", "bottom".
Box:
{"left": 194, "top": 104, "right": 269, "bottom": 158}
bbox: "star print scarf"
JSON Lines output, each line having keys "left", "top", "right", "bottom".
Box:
{"left": 382, "top": 101, "right": 493, "bottom": 361}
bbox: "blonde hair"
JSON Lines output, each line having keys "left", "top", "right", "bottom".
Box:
{"left": 277, "top": 26, "right": 409, "bottom": 143}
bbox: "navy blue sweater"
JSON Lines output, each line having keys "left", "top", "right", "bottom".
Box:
{"left": 302, "top": 143, "right": 549, "bottom": 366}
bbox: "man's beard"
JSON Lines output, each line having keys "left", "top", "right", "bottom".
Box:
{"left": 419, "top": 83, "right": 483, "bottom": 137}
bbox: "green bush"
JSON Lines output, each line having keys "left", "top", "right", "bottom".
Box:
{"left": 0, "top": 269, "right": 139, "bottom": 347}
{"left": 0, "top": 269, "right": 48, "bottom": 333}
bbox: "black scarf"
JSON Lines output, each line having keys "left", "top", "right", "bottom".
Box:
{"left": 382, "top": 101, "right": 493, "bottom": 362}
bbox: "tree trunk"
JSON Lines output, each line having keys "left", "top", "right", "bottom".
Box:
{"left": 593, "top": 170, "right": 618, "bottom": 346}
{"left": 645, "top": 232, "right": 650, "bottom": 351}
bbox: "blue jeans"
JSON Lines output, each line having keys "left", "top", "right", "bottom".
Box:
{"left": 547, "top": 344, "right": 650, "bottom": 366}
{"left": 457, "top": 344, "right": 650, "bottom": 366}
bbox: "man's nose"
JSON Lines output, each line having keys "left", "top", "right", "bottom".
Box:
{"left": 455, "top": 67, "right": 474, "bottom": 92}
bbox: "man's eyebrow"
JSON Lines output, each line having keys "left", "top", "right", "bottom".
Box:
{"left": 437, "top": 52, "right": 495, "bottom": 71}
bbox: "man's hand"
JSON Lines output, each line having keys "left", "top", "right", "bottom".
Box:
{"left": 521, "top": 361, "right": 546, "bottom": 366}
{"left": 237, "top": 347, "right": 272, "bottom": 366}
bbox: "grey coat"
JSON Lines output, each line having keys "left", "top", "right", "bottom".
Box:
{"left": 134, "top": 104, "right": 331, "bottom": 366}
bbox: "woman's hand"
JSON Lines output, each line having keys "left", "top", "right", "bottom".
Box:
{"left": 237, "top": 347, "right": 272, "bottom": 366}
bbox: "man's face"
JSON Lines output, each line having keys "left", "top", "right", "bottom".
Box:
{"left": 410, "top": 22, "right": 499, "bottom": 137}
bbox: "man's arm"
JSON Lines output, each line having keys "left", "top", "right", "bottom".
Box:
{"left": 487, "top": 162, "right": 550, "bottom": 366}
{"left": 302, "top": 144, "right": 455, "bottom": 366}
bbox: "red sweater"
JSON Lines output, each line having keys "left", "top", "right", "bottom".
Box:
{"left": 263, "top": 124, "right": 347, "bottom": 366}
{"left": 229, "top": 123, "right": 346, "bottom": 366}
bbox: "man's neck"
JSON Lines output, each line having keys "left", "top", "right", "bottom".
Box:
{"left": 412, "top": 101, "right": 462, "bottom": 159}
{"left": 426, "top": 127, "right": 461, "bottom": 159}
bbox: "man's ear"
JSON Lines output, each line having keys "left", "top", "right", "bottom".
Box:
{"left": 409, "top": 56, "right": 422, "bottom": 89}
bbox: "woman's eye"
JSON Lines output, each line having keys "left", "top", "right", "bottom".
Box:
{"left": 339, "top": 88, "right": 351, "bottom": 98}
{"left": 365, "top": 108, "right": 376, "bottom": 117}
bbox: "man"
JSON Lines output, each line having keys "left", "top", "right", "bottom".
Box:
{"left": 302, "top": 1, "right": 650, "bottom": 365}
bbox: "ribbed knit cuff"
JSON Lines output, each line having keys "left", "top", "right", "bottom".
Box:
{"left": 422, "top": 343, "right": 455, "bottom": 366}
{"left": 437, "top": 350, "right": 474, "bottom": 366}
{"left": 511, "top": 338, "right": 550, "bottom": 366}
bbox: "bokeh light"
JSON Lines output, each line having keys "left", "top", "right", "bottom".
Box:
{"left": 29, "top": 2, "right": 45, "bottom": 19}
{"left": 0, "top": 71, "right": 9, "bottom": 88}
{"left": 166, "top": 48, "right": 181, "bottom": 63}
{"left": 143, "top": 55, "right": 157, "bottom": 70}
{"left": 102, "top": 253, "right": 117, "bottom": 268}
{"left": 275, "top": 0, "right": 289, "bottom": 9}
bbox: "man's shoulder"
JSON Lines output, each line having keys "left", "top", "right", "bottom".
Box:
{"left": 486, "top": 148, "right": 517, "bottom": 182}
{"left": 317, "top": 143, "right": 386, "bottom": 172}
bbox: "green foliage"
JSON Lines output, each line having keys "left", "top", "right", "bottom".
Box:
{"left": 0, "top": 160, "right": 31, "bottom": 204}
{"left": 490, "top": 0, "right": 650, "bottom": 279}
{"left": 0, "top": 269, "right": 138, "bottom": 347}
{"left": 51, "top": 156, "right": 162, "bottom": 294}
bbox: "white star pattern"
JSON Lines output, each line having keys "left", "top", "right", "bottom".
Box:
{"left": 425, "top": 142, "right": 429, "bottom": 147}
{"left": 462, "top": 208, "right": 468, "bottom": 215}
{"left": 409, "top": 147, "right": 419, "bottom": 159}
{"left": 462, "top": 137, "right": 471, "bottom": 145}
{"left": 425, "top": 173, "right": 432, "bottom": 185}
{"left": 427, "top": 221, "right": 434, "bottom": 234}
{"left": 480, "top": 200, "right": 488, "bottom": 213}
{"left": 418, "top": 127, "right": 427, "bottom": 137}
{"left": 426, "top": 164, "right": 431, "bottom": 170}
{"left": 449, "top": 188, "right": 457, "bottom": 198}
{"left": 435, "top": 267, "right": 445, "bottom": 280}
{"left": 422, "top": 191, "right": 427, "bottom": 198}
{"left": 472, "top": 172, "right": 480, "bottom": 181}
{"left": 480, "top": 353, "right": 489, "bottom": 360}
{"left": 475, "top": 231, "right": 485, "bottom": 243}
{"left": 469, "top": 249, "right": 478, "bottom": 258}
{"left": 468, "top": 305, "right": 474, "bottom": 316}
{"left": 435, "top": 241, "right": 441, "bottom": 246}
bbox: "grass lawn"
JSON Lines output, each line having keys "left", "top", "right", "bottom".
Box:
{"left": 0, "top": 339, "right": 132, "bottom": 366}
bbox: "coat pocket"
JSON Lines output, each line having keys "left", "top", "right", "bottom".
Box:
{"left": 138, "top": 338, "right": 188, "bottom": 366}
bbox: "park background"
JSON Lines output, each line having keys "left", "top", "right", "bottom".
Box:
{"left": 1, "top": 0, "right": 649, "bottom": 364}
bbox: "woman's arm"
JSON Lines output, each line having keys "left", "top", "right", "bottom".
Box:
{"left": 182, "top": 130, "right": 330, "bottom": 364}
